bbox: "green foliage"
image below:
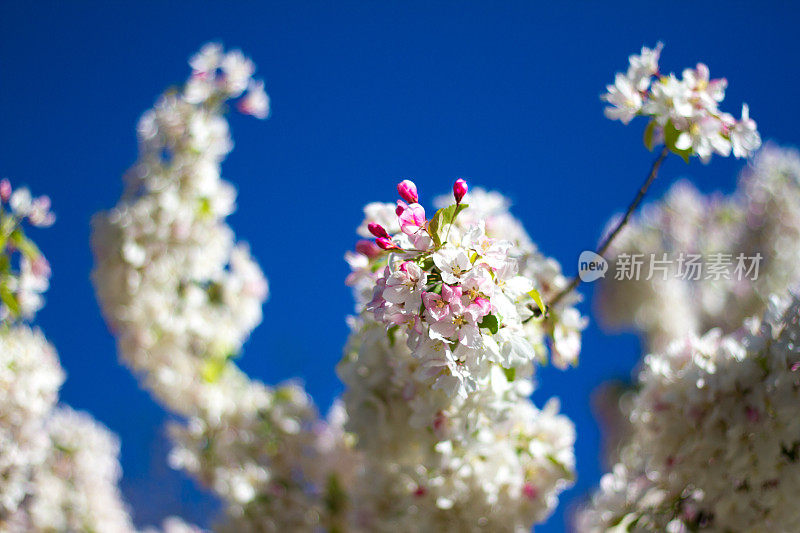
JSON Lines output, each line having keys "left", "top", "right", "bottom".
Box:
{"left": 663, "top": 120, "right": 692, "bottom": 163}
{"left": 428, "top": 203, "right": 468, "bottom": 247}
{"left": 478, "top": 313, "right": 499, "bottom": 334}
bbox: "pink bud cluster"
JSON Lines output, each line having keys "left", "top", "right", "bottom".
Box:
{"left": 366, "top": 178, "right": 469, "bottom": 253}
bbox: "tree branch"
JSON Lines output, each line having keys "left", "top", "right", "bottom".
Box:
{"left": 549, "top": 146, "right": 670, "bottom": 307}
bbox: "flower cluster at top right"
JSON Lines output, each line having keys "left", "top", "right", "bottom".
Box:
{"left": 603, "top": 43, "right": 761, "bottom": 162}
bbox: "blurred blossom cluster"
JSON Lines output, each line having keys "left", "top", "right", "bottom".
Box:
{"left": 597, "top": 145, "right": 800, "bottom": 352}
{"left": 577, "top": 295, "right": 800, "bottom": 531}
{"left": 577, "top": 146, "right": 800, "bottom": 531}
{"left": 339, "top": 181, "right": 584, "bottom": 530}
{"left": 0, "top": 186, "right": 195, "bottom": 532}
{"left": 186, "top": 43, "right": 270, "bottom": 118}
{"left": 92, "top": 44, "right": 355, "bottom": 531}
{"left": 603, "top": 44, "right": 761, "bottom": 162}
{"left": 0, "top": 179, "right": 54, "bottom": 320}
{"left": 577, "top": 47, "right": 800, "bottom": 530}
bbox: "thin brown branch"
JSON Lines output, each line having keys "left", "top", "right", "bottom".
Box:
{"left": 549, "top": 146, "right": 670, "bottom": 308}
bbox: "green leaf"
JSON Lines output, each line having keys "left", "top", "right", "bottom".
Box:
{"left": 478, "top": 313, "right": 499, "bottom": 334}
{"left": 201, "top": 357, "right": 228, "bottom": 383}
{"left": 387, "top": 325, "right": 398, "bottom": 346}
{"left": 546, "top": 453, "right": 575, "bottom": 481}
{"left": 527, "top": 289, "right": 547, "bottom": 319}
{"left": 201, "top": 343, "right": 237, "bottom": 383}
{"left": 324, "top": 473, "right": 347, "bottom": 516}
{"left": 643, "top": 120, "right": 656, "bottom": 151}
{"left": 663, "top": 120, "right": 692, "bottom": 163}
{"left": 417, "top": 256, "right": 435, "bottom": 271}
{"left": 428, "top": 203, "right": 468, "bottom": 247}
{"left": 0, "top": 285, "right": 19, "bottom": 317}
{"left": 502, "top": 366, "right": 516, "bottom": 382}
{"left": 197, "top": 197, "right": 213, "bottom": 218}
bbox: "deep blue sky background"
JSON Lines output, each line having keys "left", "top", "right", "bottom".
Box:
{"left": 1, "top": 2, "right": 798, "bottom": 531}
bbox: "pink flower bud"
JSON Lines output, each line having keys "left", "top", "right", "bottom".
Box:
{"left": 0, "top": 179, "right": 10, "bottom": 202}
{"left": 368, "top": 222, "right": 390, "bottom": 239}
{"left": 355, "top": 239, "right": 381, "bottom": 258}
{"left": 522, "top": 483, "right": 538, "bottom": 500}
{"left": 397, "top": 179, "right": 419, "bottom": 204}
{"left": 375, "top": 237, "right": 399, "bottom": 250}
{"left": 453, "top": 178, "right": 468, "bottom": 204}
{"left": 396, "top": 200, "right": 407, "bottom": 217}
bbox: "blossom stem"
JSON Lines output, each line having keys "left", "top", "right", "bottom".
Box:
{"left": 550, "top": 146, "right": 670, "bottom": 307}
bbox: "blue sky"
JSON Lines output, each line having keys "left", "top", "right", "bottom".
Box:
{"left": 1, "top": 2, "right": 799, "bottom": 530}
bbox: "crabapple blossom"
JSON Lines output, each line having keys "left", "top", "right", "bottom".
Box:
{"left": 0, "top": 185, "right": 193, "bottom": 532}
{"left": 0, "top": 326, "right": 63, "bottom": 518}
{"left": 341, "top": 178, "right": 585, "bottom": 530}
{"left": 0, "top": 180, "right": 55, "bottom": 320}
{"left": 237, "top": 80, "right": 270, "bottom": 119}
{"left": 731, "top": 104, "right": 761, "bottom": 158}
{"left": 93, "top": 44, "right": 355, "bottom": 530}
{"left": 577, "top": 295, "right": 800, "bottom": 531}
{"left": 359, "top": 179, "right": 558, "bottom": 399}
{"left": 603, "top": 43, "right": 761, "bottom": 162}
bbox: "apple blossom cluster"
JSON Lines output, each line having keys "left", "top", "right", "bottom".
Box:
{"left": 185, "top": 42, "right": 270, "bottom": 119}
{"left": 340, "top": 180, "right": 583, "bottom": 530}
{"left": 0, "top": 179, "right": 54, "bottom": 321}
{"left": 576, "top": 294, "right": 800, "bottom": 531}
{"left": 339, "top": 322, "right": 576, "bottom": 531}
{"left": 92, "top": 44, "right": 354, "bottom": 530}
{"left": 0, "top": 322, "right": 158, "bottom": 532}
{"left": 603, "top": 44, "right": 761, "bottom": 162}
{"left": 0, "top": 326, "right": 63, "bottom": 519}
{"left": 362, "top": 180, "right": 556, "bottom": 400}
{"left": 0, "top": 188, "right": 194, "bottom": 532}
{"left": 597, "top": 145, "right": 800, "bottom": 352}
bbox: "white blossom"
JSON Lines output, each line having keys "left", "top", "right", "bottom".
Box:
{"left": 342, "top": 180, "right": 584, "bottom": 530}
{"left": 577, "top": 295, "right": 800, "bottom": 531}
{"left": 603, "top": 44, "right": 761, "bottom": 161}
{"left": 92, "top": 44, "right": 355, "bottom": 530}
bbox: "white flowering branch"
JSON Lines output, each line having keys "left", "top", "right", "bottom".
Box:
{"left": 0, "top": 179, "right": 196, "bottom": 532}
{"left": 551, "top": 44, "right": 761, "bottom": 309}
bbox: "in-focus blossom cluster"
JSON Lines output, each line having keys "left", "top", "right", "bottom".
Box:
{"left": 0, "top": 179, "right": 54, "bottom": 320}
{"left": 603, "top": 44, "right": 761, "bottom": 162}
{"left": 577, "top": 295, "right": 800, "bottom": 532}
{"left": 92, "top": 44, "right": 355, "bottom": 531}
{"left": 597, "top": 145, "right": 800, "bottom": 352}
{"left": 362, "top": 178, "right": 554, "bottom": 399}
{"left": 340, "top": 180, "right": 584, "bottom": 530}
